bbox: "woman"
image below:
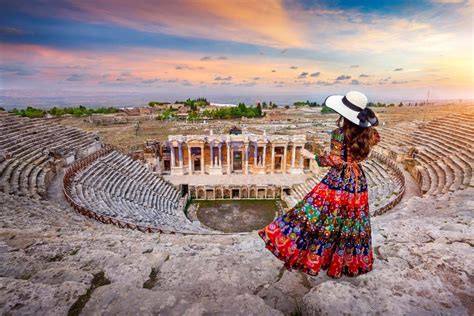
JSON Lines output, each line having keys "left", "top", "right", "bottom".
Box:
{"left": 258, "top": 91, "right": 380, "bottom": 278}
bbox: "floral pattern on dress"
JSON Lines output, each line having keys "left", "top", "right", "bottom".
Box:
{"left": 258, "top": 127, "right": 378, "bottom": 278}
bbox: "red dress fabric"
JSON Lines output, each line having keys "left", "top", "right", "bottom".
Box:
{"left": 258, "top": 127, "right": 380, "bottom": 278}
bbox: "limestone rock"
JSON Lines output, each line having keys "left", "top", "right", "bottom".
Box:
{"left": 0, "top": 188, "right": 473, "bottom": 315}
{"left": 0, "top": 277, "right": 88, "bottom": 315}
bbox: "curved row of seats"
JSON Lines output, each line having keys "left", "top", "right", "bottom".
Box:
{"left": 65, "top": 149, "right": 211, "bottom": 234}
{"left": 0, "top": 112, "right": 101, "bottom": 199}
{"left": 289, "top": 153, "right": 405, "bottom": 216}
{"left": 378, "top": 112, "right": 473, "bottom": 196}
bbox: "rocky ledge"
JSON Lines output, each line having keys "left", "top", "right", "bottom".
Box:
{"left": 0, "top": 188, "right": 473, "bottom": 315}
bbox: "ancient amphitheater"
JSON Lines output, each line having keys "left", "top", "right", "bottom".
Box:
{"left": 1, "top": 106, "right": 473, "bottom": 315}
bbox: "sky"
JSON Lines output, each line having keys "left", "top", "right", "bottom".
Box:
{"left": 0, "top": 0, "right": 473, "bottom": 107}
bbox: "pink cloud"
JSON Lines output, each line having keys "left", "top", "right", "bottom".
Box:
{"left": 16, "top": 0, "right": 306, "bottom": 48}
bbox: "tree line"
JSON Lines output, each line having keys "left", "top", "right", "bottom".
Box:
{"left": 8, "top": 105, "right": 119, "bottom": 118}
{"left": 202, "top": 103, "right": 263, "bottom": 119}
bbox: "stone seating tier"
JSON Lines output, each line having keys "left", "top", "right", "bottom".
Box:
{"left": 65, "top": 148, "right": 211, "bottom": 234}
{"left": 0, "top": 113, "right": 101, "bottom": 199}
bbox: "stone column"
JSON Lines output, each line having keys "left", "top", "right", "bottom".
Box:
{"left": 178, "top": 142, "right": 183, "bottom": 167}
{"left": 218, "top": 143, "right": 222, "bottom": 166}
{"left": 291, "top": 145, "right": 296, "bottom": 168}
{"left": 210, "top": 142, "right": 214, "bottom": 167}
{"left": 254, "top": 144, "right": 258, "bottom": 167}
{"left": 283, "top": 144, "right": 288, "bottom": 173}
{"left": 230, "top": 147, "right": 233, "bottom": 173}
{"left": 200, "top": 145, "right": 205, "bottom": 174}
{"left": 262, "top": 144, "right": 266, "bottom": 168}
{"left": 188, "top": 145, "right": 192, "bottom": 174}
{"left": 244, "top": 142, "right": 249, "bottom": 174}
{"left": 271, "top": 145, "right": 275, "bottom": 174}
{"left": 170, "top": 144, "right": 175, "bottom": 167}
{"left": 226, "top": 141, "right": 231, "bottom": 174}
{"left": 299, "top": 145, "right": 304, "bottom": 168}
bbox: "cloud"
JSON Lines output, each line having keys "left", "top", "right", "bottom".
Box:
{"left": 351, "top": 79, "right": 360, "bottom": 85}
{"left": 214, "top": 75, "right": 232, "bottom": 81}
{"left": 315, "top": 80, "right": 333, "bottom": 86}
{"left": 0, "top": 27, "right": 28, "bottom": 35}
{"left": 391, "top": 80, "right": 409, "bottom": 84}
{"left": 336, "top": 75, "right": 351, "bottom": 80}
{"left": 298, "top": 72, "right": 308, "bottom": 78}
{"left": 235, "top": 82, "right": 257, "bottom": 87}
{"left": 289, "top": 66, "right": 298, "bottom": 69}
{"left": 181, "top": 80, "right": 192, "bottom": 86}
{"left": 38, "top": 0, "right": 306, "bottom": 48}
{"left": 1, "top": 22, "right": 471, "bottom": 100}
{"left": 431, "top": 0, "right": 464, "bottom": 3}
{"left": 378, "top": 76, "right": 392, "bottom": 84}
{"left": 66, "top": 73, "right": 89, "bottom": 81}
{"left": 0, "top": 64, "right": 37, "bottom": 76}
{"left": 200, "top": 56, "right": 228, "bottom": 61}
{"left": 214, "top": 81, "right": 232, "bottom": 85}
{"left": 394, "top": 68, "right": 404, "bottom": 71}
{"left": 309, "top": 72, "right": 320, "bottom": 77}
{"left": 175, "top": 64, "right": 204, "bottom": 70}
{"left": 141, "top": 78, "right": 160, "bottom": 84}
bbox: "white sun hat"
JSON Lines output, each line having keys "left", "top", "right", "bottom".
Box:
{"left": 323, "top": 91, "right": 378, "bottom": 127}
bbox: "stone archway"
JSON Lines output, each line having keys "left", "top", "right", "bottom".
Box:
{"left": 197, "top": 188, "right": 206, "bottom": 199}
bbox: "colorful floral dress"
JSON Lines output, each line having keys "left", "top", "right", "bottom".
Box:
{"left": 258, "top": 127, "right": 380, "bottom": 278}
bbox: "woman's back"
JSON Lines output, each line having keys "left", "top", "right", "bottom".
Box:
{"left": 315, "top": 124, "right": 380, "bottom": 194}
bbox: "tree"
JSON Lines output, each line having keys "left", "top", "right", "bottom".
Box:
{"left": 320, "top": 105, "right": 335, "bottom": 114}
{"left": 256, "top": 103, "right": 262, "bottom": 116}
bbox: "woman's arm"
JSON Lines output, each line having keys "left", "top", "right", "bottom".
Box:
{"left": 301, "top": 129, "right": 345, "bottom": 168}
{"left": 314, "top": 129, "right": 345, "bottom": 167}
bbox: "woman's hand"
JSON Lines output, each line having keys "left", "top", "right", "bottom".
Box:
{"left": 300, "top": 148, "right": 315, "bottom": 159}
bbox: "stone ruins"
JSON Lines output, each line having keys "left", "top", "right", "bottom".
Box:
{"left": 0, "top": 108, "right": 472, "bottom": 315}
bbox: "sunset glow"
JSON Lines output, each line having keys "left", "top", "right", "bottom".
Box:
{"left": 0, "top": 0, "right": 473, "bottom": 105}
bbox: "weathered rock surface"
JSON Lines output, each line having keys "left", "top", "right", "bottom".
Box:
{"left": 0, "top": 188, "right": 473, "bottom": 315}
{"left": 303, "top": 189, "right": 474, "bottom": 315}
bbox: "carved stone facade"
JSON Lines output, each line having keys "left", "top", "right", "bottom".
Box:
{"left": 161, "top": 132, "right": 309, "bottom": 176}
{"left": 191, "top": 185, "right": 281, "bottom": 200}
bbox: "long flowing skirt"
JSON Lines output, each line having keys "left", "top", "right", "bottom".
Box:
{"left": 257, "top": 172, "right": 374, "bottom": 278}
